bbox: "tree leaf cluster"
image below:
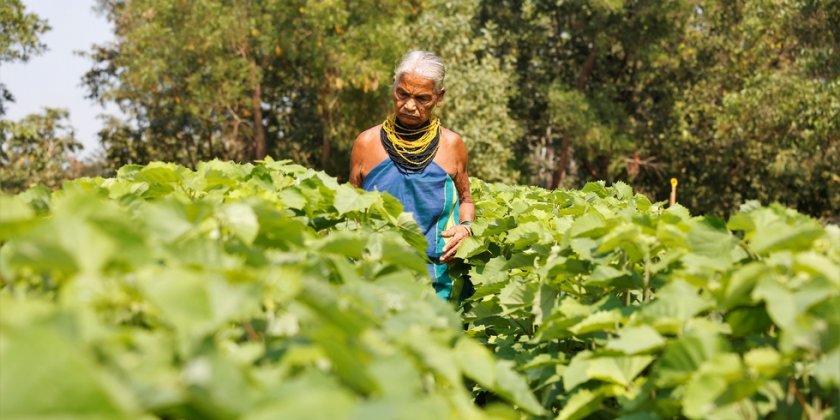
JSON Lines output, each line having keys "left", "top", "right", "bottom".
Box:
{"left": 477, "top": 0, "right": 839, "bottom": 219}
{"left": 0, "top": 0, "right": 50, "bottom": 116}
{"left": 80, "top": 0, "right": 529, "bottom": 184}
{"left": 83, "top": 0, "right": 414, "bottom": 171}
{"left": 0, "top": 108, "right": 84, "bottom": 191}
{"left": 4, "top": 0, "right": 836, "bottom": 219}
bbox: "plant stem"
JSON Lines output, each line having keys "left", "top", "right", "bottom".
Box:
{"left": 643, "top": 254, "right": 651, "bottom": 302}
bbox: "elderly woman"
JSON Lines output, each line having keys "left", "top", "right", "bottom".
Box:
{"left": 349, "top": 50, "right": 474, "bottom": 300}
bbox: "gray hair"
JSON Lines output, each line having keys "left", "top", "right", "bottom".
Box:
{"left": 393, "top": 50, "right": 445, "bottom": 94}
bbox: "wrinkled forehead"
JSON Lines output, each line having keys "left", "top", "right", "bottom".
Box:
{"left": 394, "top": 72, "right": 437, "bottom": 94}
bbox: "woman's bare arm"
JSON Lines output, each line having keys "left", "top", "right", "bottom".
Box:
{"left": 440, "top": 133, "right": 474, "bottom": 262}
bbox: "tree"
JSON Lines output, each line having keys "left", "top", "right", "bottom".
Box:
{"left": 646, "top": 0, "right": 840, "bottom": 220}
{"left": 82, "top": 0, "right": 837, "bottom": 218}
{"left": 477, "top": 0, "right": 694, "bottom": 189}
{"left": 0, "top": 108, "right": 83, "bottom": 191}
{"left": 85, "top": 0, "right": 413, "bottom": 174}
{"left": 85, "top": 0, "right": 289, "bottom": 165}
{"left": 278, "top": 0, "right": 416, "bottom": 173}
{"left": 405, "top": 0, "right": 521, "bottom": 182}
{"left": 478, "top": 0, "right": 838, "bottom": 219}
{"left": 0, "top": 0, "right": 50, "bottom": 116}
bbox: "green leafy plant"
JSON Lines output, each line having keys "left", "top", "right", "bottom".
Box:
{"left": 0, "top": 159, "right": 543, "bottom": 419}
{"left": 1, "top": 159, "right": 837, "bottom": 418}
{"left": 457, "top": 179, "right": 839, "bottom": 418}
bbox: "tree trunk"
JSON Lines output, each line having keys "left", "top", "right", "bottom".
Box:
{"left": 250, "top": 62, "right": 267, "bottom": 161}
{"left": 552, "top": 129, "right": 571, "bottom": 189}
{"left": 320, "top": 116, "right": 331, "bottom": 171}
{"left": 553, "top": 43, "right": 598, "bottom": 189}
{"left": 575, "top": 44, "right": 598, "bottom": 92}
{"left": 318, "top": 73, "right": 336, "bottom": 171}
{"left": 541, "top": 131, "right": 554, "bottom": 188}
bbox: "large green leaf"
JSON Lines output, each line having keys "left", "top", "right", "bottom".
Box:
{"left": 585, "top": 264, "right": 631, "bottom": 287}
{"left": 454, "top": 338, "right": 496, "bottom": 389}
{"left": 139, "top": 268, "right": 260, "bottom": 335}
{"left": 751, "top": 278, "right": 796, "bottom": 328}
{"left": 333, "top": 184, "right": 379, "bottom": 215}
{"left": 681, "top": 353, "right": 748, "bottom": 419}
{"left": 655, "top": 332, "right": 726, "bottom": 387}
{"left": 494, "top": 360, "right": 547, "bottom": 416}
{"left": 719, "top": 263, "right": 770, "bottom": 308}
{"left": 0, "top": 307, "right": 137, "bottom": 418}
{"left": 570, "top": 211, "right": 609, "bottom": 238}
{"left": 0, "top": 194, "right": 35, "bottom": 240}
{"left": 316, "top": 232, "right": 367, "bottom": 258}
{"left": 455, "top": 236, "right": 485, "bottom": 259}
{"left": 685, "top": 217, "right": 737, "bottom": 258}
{"left": 557, "top": 388, "right": 605, "bottom": 420}
{"left": 133, "top": 162, "right": 182, "bottom": 198}
{"left": 748, "top": 216, "right": 824, "bottom": 254}
{"left": 368, "top": 354, "right": 424, "bottom": 399}
{"left": 640, "top": 280, "right": 712, "bottom": 333}
{"left": 743, "top": 347, "right": 782, "bottom": 377}
{"left": 505, "top": 221, "right": 544, "bottom": 248}
{"left": 351, "top": 397, "right": 450, "bottom": 420}
{"left": 469, "top": 255, "right": 510, "bottom": 286}
{"left": 219, "top": 202, "right": 260, "bottom": 245}
{"left": 606, "top": 326, "right": 666, "bottom": 355}
{"left": 569, "top": 310, "right": 623, "bottom": 335}
{"left": 598, "top": 223, "right": 648, "bottom": 262}
{"left": 499, "top": 280, "right": 537, "bottom": 313}
{"left": 278, "top": 187, "right": 308, "bottom": 210}
{"left": 564, "top": 351, "right": 654, "bottom": 390}
{"left": 244, "top": 373, "right": 358, "bottom": 420}
{"left": 814, "top": 348, "right": 840, "bottom": 388}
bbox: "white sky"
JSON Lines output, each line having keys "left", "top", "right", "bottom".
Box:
{"left": 2, "top": 0, "right": 117, "bottom": 158}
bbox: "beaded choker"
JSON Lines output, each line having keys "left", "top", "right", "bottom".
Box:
{"left": 380, "top": 114, "right": 440, "bottom": 174}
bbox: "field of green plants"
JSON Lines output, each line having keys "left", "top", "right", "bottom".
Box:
{"left": 1, "top": 159, "right": 838, "bottom": 419}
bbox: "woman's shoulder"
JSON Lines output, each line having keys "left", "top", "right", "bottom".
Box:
{"left": 356, "top": 124, "right": 383, "bottom": 143}
{"left": 356, "top": 124, "right": 382, "bottom": 141}
{"left": 439, "top": 126, "right": 464, "bottom": 147}
{"left": 439, "top": 126, "right": 466, "bottom": 155}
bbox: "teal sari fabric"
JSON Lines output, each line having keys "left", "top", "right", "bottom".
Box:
{"left": 363, "top": 158, "right": 459, "bottom": 299}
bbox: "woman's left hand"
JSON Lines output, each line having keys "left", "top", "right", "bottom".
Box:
{"left": 439, "top": 225, "right": 472, "bottom": 263}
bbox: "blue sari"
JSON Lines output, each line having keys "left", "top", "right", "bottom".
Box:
{"left": 362, "top": 157, "right": 459, "bottom": 300}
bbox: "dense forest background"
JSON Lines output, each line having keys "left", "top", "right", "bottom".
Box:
{"left": 2, "top": 0, "right": 838, "bottom": 220}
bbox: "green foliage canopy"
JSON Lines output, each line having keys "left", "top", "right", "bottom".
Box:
{"left": 478, "top": 0, "right": 839, "bottom": 219}
{"left": 405, "top": 0, "right": 522, "bottom": 182}
{"left": 0, "top": 108, "right": 83, "bottom": 191}
{"left": 85, "top": 0, "right": 414, "bottom": 171}
{"left": 77, "top": 0, "right": 839, "bottom": 218}
{"left": 0, "top": 0, "right": 50, "bottom": 116}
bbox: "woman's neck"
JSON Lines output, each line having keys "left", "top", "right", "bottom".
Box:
{"left": 394, "top": 117, "right": 431, "bottom": 140}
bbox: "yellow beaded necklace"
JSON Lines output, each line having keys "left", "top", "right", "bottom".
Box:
{"left": 381, "top": 114, "right": 440, "bottom": 170}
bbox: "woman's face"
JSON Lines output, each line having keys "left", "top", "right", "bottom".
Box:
{"left": 392, "top": 72, "right": 444, "bottom": 127}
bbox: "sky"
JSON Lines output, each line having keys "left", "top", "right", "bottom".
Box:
{"left": 2, "top": 0, "right": 117, "bottom": 158}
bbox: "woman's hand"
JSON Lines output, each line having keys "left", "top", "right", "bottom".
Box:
{"left": 439, "top": 224, "right": 472, "bottom": 263}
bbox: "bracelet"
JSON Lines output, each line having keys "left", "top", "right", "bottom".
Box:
{"left": 460, "top": 220, "right": 473, "bottom": 237}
